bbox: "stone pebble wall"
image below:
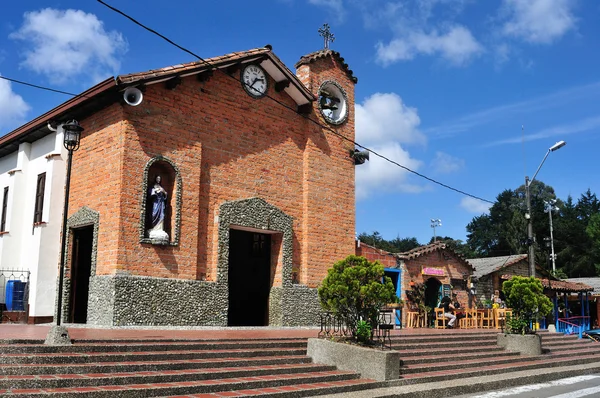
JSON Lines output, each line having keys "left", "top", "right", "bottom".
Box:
{"left": 86, "top": 275, "right": 321, "bottom": 326}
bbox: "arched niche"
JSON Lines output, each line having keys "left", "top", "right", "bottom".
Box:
{"left": 139, "top": 156, "right": 182, "bottom": 245}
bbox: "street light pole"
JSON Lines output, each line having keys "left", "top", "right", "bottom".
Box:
{"left": 545, "top": 200, "right": 558, "bottom": 273}
{"left": 431, "top": 219, "right": 442, "bottom": 243}
{"left": 524, "top": 140, "right": 566, "bottom": 278}
{"left": 525, "top": 176, "right": 535, "bottom": 277}
{"left": 45, "top": 120, "right": 83, "bottom": 346}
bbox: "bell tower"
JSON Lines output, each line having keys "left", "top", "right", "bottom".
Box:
{"left": 294, "top": 25, "right": 358, "bottom": 287}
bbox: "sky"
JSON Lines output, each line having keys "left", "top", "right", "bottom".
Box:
{"left": 1, "top": 0, "right": 599, "bottom": 246}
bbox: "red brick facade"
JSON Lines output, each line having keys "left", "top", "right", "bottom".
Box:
{"left": 68, "top": 48, "right": 356, "bottom": 292}
{"left": 402, "top": 243, "right": 473, "bottom": 307}
{"left": 355, "top": 241, "right": 398, "bottom": 268}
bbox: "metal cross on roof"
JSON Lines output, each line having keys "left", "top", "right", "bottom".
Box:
{"left": 318, "top": 23, "right": 335, "bottom": 50}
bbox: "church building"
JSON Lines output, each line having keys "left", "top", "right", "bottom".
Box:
{"left": 0, "top": 44, "right": 359, "bottom": 326}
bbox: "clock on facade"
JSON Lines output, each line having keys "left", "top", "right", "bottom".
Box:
{"left": 318, "top": 80, "right": 348, "bottom": 125}
{"left": 241, "top": 64, "right": 268, "bottom": 98}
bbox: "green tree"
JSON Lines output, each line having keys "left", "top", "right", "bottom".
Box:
{"left": 502, "top": 276, "right": 553, "bottom": 334}
{"left": 467, "top": 181, "right": 560, "bottom": 263}
{"left": 428, "top": 236, "right": 476, "bottom": 258}
{"left": 318, "top": 255, "right": 397, "bottom": 340}
{"left": 357, "top": 231, "right": 420, "bottom": 253}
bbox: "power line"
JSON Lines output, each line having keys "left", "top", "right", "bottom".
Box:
{"left": 4, "top": 0, "right": 488, "bottom": 205}
{"left": 0, "top": 75, "right": 80, "bottom": 97}
{"left": 97, "top": 0, "right": 495, "bottom": 204}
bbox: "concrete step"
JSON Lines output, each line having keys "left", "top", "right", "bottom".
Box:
{"left": 315, "top": 360, "right": 600, "bottom": 398}
{"left": 0, "top": 370, "right": 373, "bottom": 397}
{"left": 399, "top": 349, "right": 520, "bottom": 366}
{"left": 0, "top": 339, "right": 308, "bottom": 354}
{"left": 391, "top": 338, "right": 497, "bottom": 350}
{"left": 400, "top": 353, "right": 538, "bottom": 374}
{"left": 0, "top": 363, "right": 339, "bottom": 389}
{"left": 0, "top": 347, "right": 307, "bottom": 365}
{"left": 389, "top": 333, "right": 497, "bottom": 345}
{"left": 397, "top": 351, "right": 600, "bottom": 386}
{"left": 394, "top": 344, "right": 505, "bottom": 358}
{"left": 0, "top": 355, "right": 312, "bottom": 376}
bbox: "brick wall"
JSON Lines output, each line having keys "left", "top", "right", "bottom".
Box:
{"left": 69, "top": 52, "right": 356, "bottom": 289}
{"left": 355, "top": 241, "right": 397, "bottom": 268}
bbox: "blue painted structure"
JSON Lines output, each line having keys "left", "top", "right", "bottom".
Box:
{"left": 384, "top": 268, "right": 402, "bottom": 327}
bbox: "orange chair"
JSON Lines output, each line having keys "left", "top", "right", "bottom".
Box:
{"left": 479, "top": 309, "right": 493, "bottom": 328}
{"left": 434, "top": 308, "right": 447, "bottom": 329}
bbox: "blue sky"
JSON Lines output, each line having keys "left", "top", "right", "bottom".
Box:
{"left": 1, "top": 0, "right": 599, "bottom": 245}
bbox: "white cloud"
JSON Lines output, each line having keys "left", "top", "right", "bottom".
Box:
{"left": 308, "top": 0, "right": 345, "bottom": 22}
{"left": 355, "top": 92, "right": 427, "bottom": 200}
{"left": 356, "top": 93, "right": 426, "bottom": 146}
{"left": 430, "top": 151, "right": 465, "bottom": 174}
{"left": 500, "top": 0, "right": 577, "bottom": 44}
{"left": 10, "top": 8, "right": 127, "bottom": 84}
{"left": 460, "top": 197, "right": 491, "bottom": 214}
{"left": 355, "top": 142, "right": 426, "bottom": 200}
{"left": 0, "top": 76, "right": 30, "bottom": 131}
{"left": 376, "top": 25, "right": 483, "bottom": 66}
{"left": 426, "top": 81, "right": 600, "bottom": 137}
{"left": 484, "top": 115, "right": 600, "bottom": 147}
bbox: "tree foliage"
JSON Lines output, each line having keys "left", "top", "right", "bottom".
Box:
{"left": 466, "top": 182, "right": 600, "bottom": 278}
{"left": 357, "top": 231, "right": 420, "bottom": 253}
{"left": 318, "top": 255, "right": 397, "bottom": 339}
{"left": 502, "top": 276, "right": 553, "bottom": 334}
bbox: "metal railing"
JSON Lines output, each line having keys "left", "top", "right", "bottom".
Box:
{"left": 318, "top": 310, "right": 394, "bottom": 350}
{"left": 0, "top": 268, "right": 30, "bottom": 324}
{"left": 557, "top": 316, "right": 590, "bottom": 339}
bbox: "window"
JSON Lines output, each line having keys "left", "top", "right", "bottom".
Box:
{"left": 1, "top": 186, "right": 8, "bottom": 232}
{"left": 33, "top": 173, "right": 46, "bottom": 224}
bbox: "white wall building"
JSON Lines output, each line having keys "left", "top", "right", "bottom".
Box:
{"left": 0, "top": 125, "right": 67, "bottom": 323}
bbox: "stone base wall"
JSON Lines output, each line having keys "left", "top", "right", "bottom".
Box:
{"left": 86, "top": 275, "right": 321, "bottom": 327}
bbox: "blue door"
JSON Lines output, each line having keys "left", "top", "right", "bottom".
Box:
{"left": 384, "top": 268, "right": 402, "bottom": 326}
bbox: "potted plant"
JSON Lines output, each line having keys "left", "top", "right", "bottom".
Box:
{"left": 310, "top": 255, "right": 401, "bottom": 381}
{"left": 497, "top": 276, "right": 553, "bottom": 355}
{"left": 317, "top": 255, "right": 398, "bottom": 342}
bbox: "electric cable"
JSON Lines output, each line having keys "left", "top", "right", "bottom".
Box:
{"left": 7, "top": 0, "right": 493, "bottom": 204}
{"left": 0, "top": 75, "right": 80, "bottom": 97}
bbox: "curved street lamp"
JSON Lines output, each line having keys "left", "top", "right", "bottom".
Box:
{"left": 46, "top": 120, "right": 83, "bottom": 345}
{"left": 525, "top": 140, "right": 566, "bottom": 277}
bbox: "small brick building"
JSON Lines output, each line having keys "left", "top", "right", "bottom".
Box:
{"left": 3, "top": 46, "right": 359, "bottom": 326}
{"left": 399, "top": 242, "right": 474, "bottom": 311}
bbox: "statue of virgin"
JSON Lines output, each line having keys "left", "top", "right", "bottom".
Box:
{"left": 148, "top": 175, "right": 169, "bottom": 242}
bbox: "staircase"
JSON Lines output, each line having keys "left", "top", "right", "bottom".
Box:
{"left": 0, "top": 337, "right": 382, "bottom": 397}
{"left": 1, "top": 330, "right": 600, "bottom": 397}
{"left": 394, "top": 330, "right": 600, "bottom": 384}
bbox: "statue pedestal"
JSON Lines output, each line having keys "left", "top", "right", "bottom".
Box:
{"left": 149, "top": 229, "right": 169, "bottom": 245}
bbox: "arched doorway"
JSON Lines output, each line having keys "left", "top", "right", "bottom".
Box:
{"left": 425, "top": 278, "right": 442, "bottom": 325}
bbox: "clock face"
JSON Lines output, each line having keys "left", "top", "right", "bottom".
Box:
{"left": 241, "top": 64, "right": 268, "bottom": 98}
{"left": 318, "top": 81, "right": 348, "bottom": 125}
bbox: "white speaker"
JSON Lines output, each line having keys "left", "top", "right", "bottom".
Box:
{"left": 123, "top": 87, "right": 143, "bottom": 106}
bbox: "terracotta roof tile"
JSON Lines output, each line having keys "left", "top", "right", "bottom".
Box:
{"left": 117, "top": 47, "right": 272, "bottom": 85}
{"left": 397, "top": 241, "right": 451, "bottom": 259}
{"left": 500, "top": 274, "right": 593, "bottom": 292}
{"left": 295, "top": 50, "right": 358, "bottom": 83}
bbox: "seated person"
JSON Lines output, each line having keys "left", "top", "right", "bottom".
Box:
{"left": 452, "top": 293, "right": 466, "bottom": 322}
{"left": 440, "top": 295, "right": 456, "bottom": 328}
